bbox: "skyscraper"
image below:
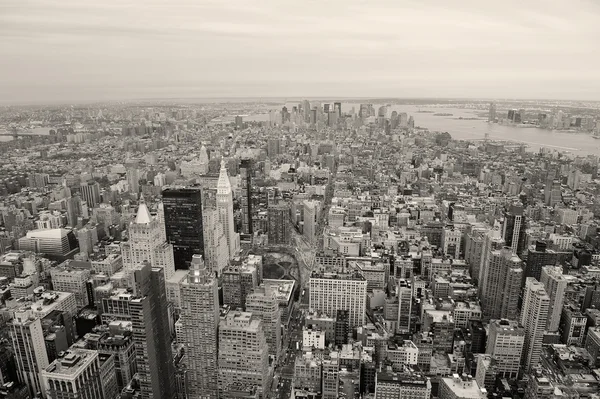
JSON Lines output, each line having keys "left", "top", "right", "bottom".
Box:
{"left": 130, "top": 263, "right": 177, "bottom": 399}
{"left": 488, "top": 102, "right": 496, "bottom": 122}
{"left": 122, "top": 199, "right": 175, "bottom": 280}
{"left": 480, "top": 247, "right": 522, "bottom": 321}
{"left": 9, "top": 311, "right": 49, "bottom": 397}
{"left": 217, "top": 160, "right": 239, "bottom": 259}
{"left": 240, "top": 158, "right": 254, "bottom": 236}
{"left": 218, "top": 311, "right": 270, "bottom": 398}
{"left": 80, "top": 180, "right": 101, "bottom": 208}
{"left": 180, "top": 255, "right": 219, "bottom": 399}
{"left": 540, "top": 266, "right": 567, "bottom": 332}
{"left": 486, "top": 319, "right": 524, "bottom": 379}
{"left": 501, "top": 203, "right": 526, "bottom": 255}
{"left": 309, "top": 271, "right": 367, "bottom": 328}
{"left": 521, "top": 278, "right": 550, "bottom": 372}
{"left": 267, "top": 204, "right": 290, "bottom": 245}
{"left": 41, "top": 349, "right": 118, "bottom": 399}
{"left": 246, "top": 286, "right": 282, "bottom": 358}
{"left": 163, "top": 187, "right": 204, "bottom": 270}
{"left": 202, "top": 208, "right": 229, "bottom": 276}
{"left": 525, "top": 241, "right": 559, "bottom": 281}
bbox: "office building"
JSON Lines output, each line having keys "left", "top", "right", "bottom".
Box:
{"left": 222, "top": 260, "right": 259, "bottom": 310}
{"left": 309, "top": 271, "right": 367, "bottom": 328}
{"left": 180, "top": 255, "right": 219, "bottom": 399}
{"left": 202, "top": 208, "right": 229, "bottom": 276}
{"left": 486, "top": 319, "right": 524, "bottom": 379}
{"left": 439, "top": 375, "right": 486, "bottom": 399}
{"left": 163, "top": 187, "right": 204, "bottom": 270}
{"left": 303, "top": 200, "right": 318, "bottom": 243}
{"left": 240, "top": 159, "right": 254, "bottom": 236}
{"left": 18, "top": 228, "right": 79, "bottom": 257}
{"left": 585, "top": 327, "right": 600, "bottom": 367}
{"left": 540, "top": 266, "right": 567, "bottom": 332}
{"left": 9, "top": 311, "right": 49, "bottom": 397}
{"left": 127, "top": 168, "right": 140, "bottom": 195}
{"left": 129, "top": 263, "right": 177, "bottom": 399}
{"left": 502, "top": 203, "right": 525, "bottom": 255}
{"left": 521, "top": 278, "right": 550, "bottom": 372}
{"left": 122, "top": 199, "right": 176, "bottom": 280}
{"left": 217, "top": 160, "right": 240, "bottom": 259}
{"left": 218, "top": 312, "right": 270, "bottom": 398}
{"left": 375, "top": 371, "right": 431, "bottom": 399}
{"left": 488, "top": 102, "right": 496, "bottom": 122}
{"left": 397, "top": 282, "right": 412, "bottom": 333}
{"left": 50, "top": 266, "right": 91, "bottom": 309}
{"left": 267, "top": 204, "right": 290, "bottom": 245}
{"left": 480, "top": 247, "right": 522, "bottom": 321}
{"left": 524, "top": 241, "right": 559, "bottom": 281}
{"left": 559, "top": 305, "right": 587, "bottom": 346}
{"left": 80, "top": 180, "right": 101, "bottom": 208}
{"left": 246, "top": 286, "right": 282, "bottom": 358}
{"left": 41, "top": 349, "right": 118, "bottom": 399}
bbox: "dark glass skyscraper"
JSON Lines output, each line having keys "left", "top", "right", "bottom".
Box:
{"left": 162, "top": 187, "right": 204, "bottom": 270}
{"left": 130, "top": 263, "right": 177, "bottom": 399}
{"left": 240, "top": 159, "right": 253, "bottom": 236}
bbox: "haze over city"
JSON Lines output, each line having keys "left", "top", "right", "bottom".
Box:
{"left": 2, "top": 0, "right": 600, "bottom": 103}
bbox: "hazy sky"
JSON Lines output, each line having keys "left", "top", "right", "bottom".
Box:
{"left": 2, "top": 0, "right": 599, "bottom": 103}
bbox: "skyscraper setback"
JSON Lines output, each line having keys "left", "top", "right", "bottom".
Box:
{"left": 130, "top": 263, "right": 177, "bottom": 399}
{"left": 217, "top": 160, "right": 239, "bottom": 259}
{"left": 163, "top": 187, "right": 204, "bottom": 270}
{"left": 180, "top": 255, "right": 219, "bottom": 399}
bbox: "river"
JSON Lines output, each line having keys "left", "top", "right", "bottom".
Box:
{"left": 242, "top": 103, "right": 600, "bottom": 157}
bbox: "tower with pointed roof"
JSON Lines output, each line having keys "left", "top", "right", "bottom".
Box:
{"left": 217, "top": 160, "right": 239, "bottom": 259}
{"left": 121, "top": 198, "right": 175, "bottom": 280}
{"left": 199, "top": 145, "right": 209, "bottom": 175}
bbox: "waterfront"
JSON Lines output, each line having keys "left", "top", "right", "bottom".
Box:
{"left": 241, "top": 103, "right": 600, "bottom": 157}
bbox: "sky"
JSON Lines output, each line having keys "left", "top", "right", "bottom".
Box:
{"left": 1, "top": 0, "right": 599, "bottom": 103}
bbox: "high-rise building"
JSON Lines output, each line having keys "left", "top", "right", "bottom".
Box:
{"left": 80, "top": 180, "right": 101, "bottom": 208}
{"left": 488, "top": 102, "right": 496, "bottom": 122}
{"left": 122, "top": 199, "right": 175, "bottom": 280}
{"left": 50, "top": 266, "right": 91, "bottom": 309}
{"left": 163, "top": 187, "right": 204, "bottom": 270}
{"left": 303, "top": 200, "right": 318, "bottom": 243}
{"left": 202, "top": 208, "right": 229, "bottom": 276}
{"left": 559, "top": 304, "right": 587, "bottom": 346}
{"left": 486, "top": 319, "right": 524, "bottom": 379}
{"left": 218, "top": 311, "right": 270, "bottom": 398}
{"left": 129, "top": 263, "right": 177, "bottom": 399}
{"left": 246, "top": 286, "right": 282, "bottom": 358}
{"left": 540, "top": 266, "right": 567, "bottom": 332}
{"left": 127, "top": 167, "right": 140, "bottom": 195}
{"left": 217, "top": 160, "right": 239, "bottom": 259}
{"left": 439, "top": 375, "right": 487, "bottom": 399}
{"left": 222, "top": 260, "right": 259, "bottom": 310}
{"left": 41, "top": 349, "right": 118, "bottom": 399}
{"left": 397, "top": 282, "right": 412, "bottom": 333}
{"left": 501, "top": 203, "right": 526, "bottom": 255}
{"left": 480, "top": 247, "right": 522, "bottom": 321}
{"left": 585, "top": 326, "right": 600, "bottom": 368}
{"left": 521, "top": 278, "right": 550, "bottom": 372}
{"left": 524, "top": 241, "right": 559, "bottom": 281}
{"left": 180, "top": 255, "right": 219, "bottom": 399}
{"left": 268, "top": 204, "right": 290, "bottom": 245}
{"left": 309, "top": 271, "right": 367, "bottom": 328}
{"left": 239, "top": 159, "right": 254, "bottom": 236}
{"left": 375, "top": 371, "right": 431, "bottom": 399}
{"left": 9, "top": 311, "right": 49, "bottom": 397}
{"left": 478, "top": 227, "right": 505, "bottom": 299}
{"left": 334, "top": 102, "right": 342, "bottom": 117}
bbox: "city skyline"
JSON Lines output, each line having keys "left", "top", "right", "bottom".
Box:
{"left": 2, "top": 0, "right": 600, "bottom": 103}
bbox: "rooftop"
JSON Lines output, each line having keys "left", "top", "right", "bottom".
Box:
{"left": 42, "top": 349, "right": 101, "bottom": 378}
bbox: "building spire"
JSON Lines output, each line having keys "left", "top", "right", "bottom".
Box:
{"left": 217, "top": 159, "right": 231, "bottom": 193}
{"left": 135, "top": 196, "right": 152, "bottom": 224}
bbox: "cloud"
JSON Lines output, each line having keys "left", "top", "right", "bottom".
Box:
{"left": 0, "top": 0, "right": 599, "bottom": 103}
